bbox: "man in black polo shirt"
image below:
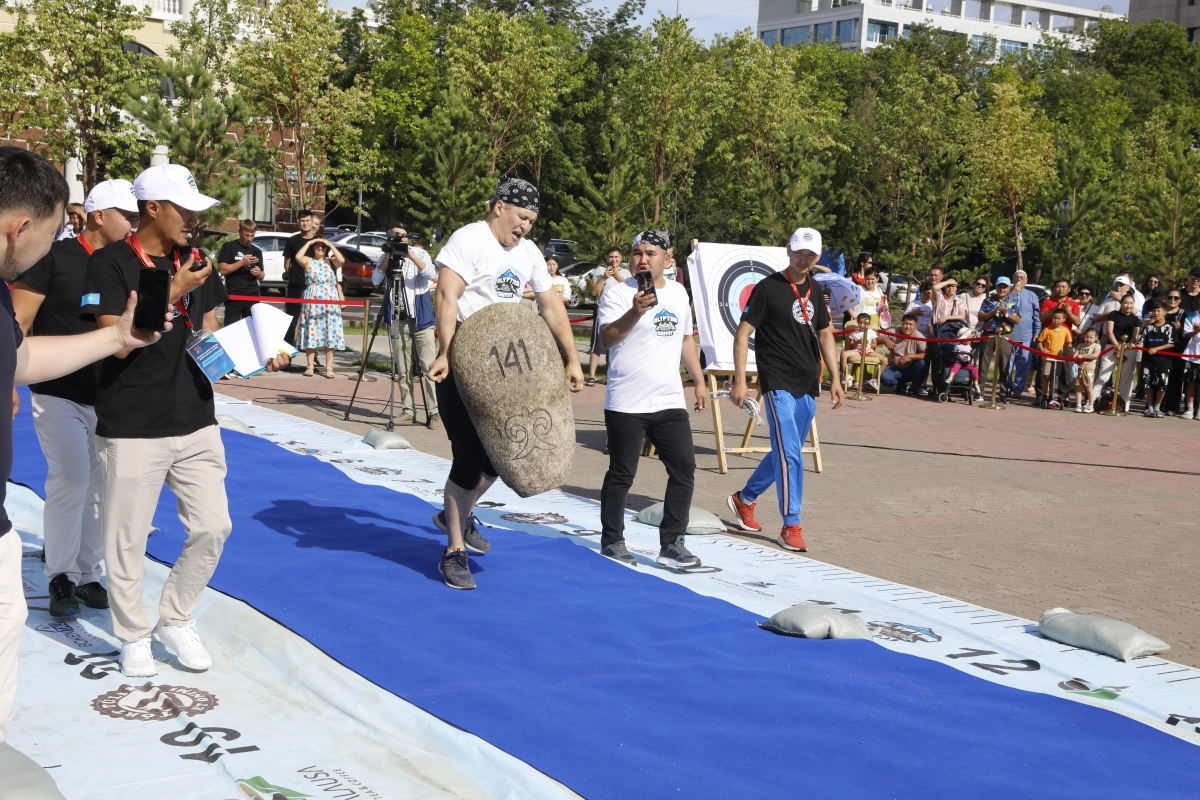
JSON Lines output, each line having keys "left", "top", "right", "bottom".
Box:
{"left": 217, "top": 218, "right": 264, "bottom": 325}
{"left": 11, "top": 179, "right": 139, "bottom": 618}
{"left": 281, "top": 209, "right": 320, "bottom": 350}
{"left": 82, "top": 164, "right": 288, "bottom": 679}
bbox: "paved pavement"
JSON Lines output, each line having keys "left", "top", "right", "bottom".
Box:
{"left": 217, "top": 353, "right": 1200, "bottom": 667}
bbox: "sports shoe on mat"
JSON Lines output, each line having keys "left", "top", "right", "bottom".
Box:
{"left": 601, "top": 541, "right": 638, "bottom": 566}
{"left": 74, "top": 581, "right": 109, "bottom": 609}
{"left": 153, "top": 619, "right": 213, "bottom": 670}
{"left": 439, "top": 550, "right": 476, "bottom": 590}
{"left": 727, "top": 492, "right": 763, "bottom": 532}
{"left": 777, "top": 525, "right": 808, "bottom": 552}
{"left": 657, "top": 537, "right": 701, "bottom": 569}
{"left": 119, "top": 638, "right": 156, "bottom": 678}
{"left": 48, "top": 574, "right": 78, "bottom": 617}
{"left": 433, "top": 511, "right": 491, "bottom": 554}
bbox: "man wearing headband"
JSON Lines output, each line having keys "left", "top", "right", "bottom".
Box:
{"left": 11, "top": 179, "right": 139, "bottom": 618}
{"left": 427, "top": 177, "right": 584, "bottom": 590}
{"left": 596, "top": 232, "right": 707, "bottom": 569}
{"left": 726, "top": 227, "right": 844, "bottom": 553}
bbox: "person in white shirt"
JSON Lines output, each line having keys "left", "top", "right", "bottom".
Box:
{"left": 587, "top": 246, "right": 628, "bottom": 386}
{"left": 372, "top": 226, "right": 440, "bottom": 428}
{"left": 904, "top": 281, "right": 935, "bottom": 336}
{"left": 963, "top": 276, "right": 988, "bottom": 330}
{"left": 426, "top": 177, "right": 584, "bottom": 590}
{"left": 597, "top": 230, "right": 707, "bottom": 569}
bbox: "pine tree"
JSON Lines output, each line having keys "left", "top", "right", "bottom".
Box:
{"left": 556, "top": 129, "right": 647, "bottom": 260}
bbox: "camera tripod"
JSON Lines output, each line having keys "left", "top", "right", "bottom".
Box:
{"left": 344, "top": 265, "right": 429, "bottom": 431}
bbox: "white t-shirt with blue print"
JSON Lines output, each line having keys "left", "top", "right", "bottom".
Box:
{"left": 435, "top": 220, "right": 552, "bottom": 322}
{"left": 598, "top": 276, "right": 693, "bottom": 414}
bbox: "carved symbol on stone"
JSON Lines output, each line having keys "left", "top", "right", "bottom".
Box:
{"left": 503, "top": 407, "right": 554, "bottom": 459}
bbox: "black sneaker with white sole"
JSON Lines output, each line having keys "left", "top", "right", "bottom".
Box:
{"left": 656, "top": 537, "right": 701, "bottom": 569}
{"left": 438, "top": 550, "right": 476, "bottom": 589}
{"left": 601, "top": 541, "right": 637, "bottom": 566}
{"left": 433, "top": 511, "right": 491, "bottom": 554}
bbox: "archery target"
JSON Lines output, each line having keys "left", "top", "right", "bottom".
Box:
{"left": 690, "top": 243, "right": 788, "bottom": 371}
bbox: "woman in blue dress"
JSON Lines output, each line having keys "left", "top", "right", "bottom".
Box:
{"left": 294, "top": 237, "right": 346, "bottom": 378}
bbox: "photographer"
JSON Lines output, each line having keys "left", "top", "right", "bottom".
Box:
{"left": 372, "top": 226, "right": 440, "bottom": 428}
{"left": 82, "top": 164, "right": 289, "bottom": 679}
{"left": 217, "top": 219, "right": 264, "bottom": 325}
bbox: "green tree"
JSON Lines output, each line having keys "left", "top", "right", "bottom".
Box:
{"left": 556, "top": 129, "right": 647, "bottom": 258}
{"left": 749, "top": 125, "right": 838, "bottom": 247}
{"left": 1131, "top": 140, "right": 1200, "bottom": 284}
{"left": 168, "top": 0, "right": 239, "bottom": 84}
{"left": 1035, "top": 141, "right": 1116, "bottom": 284}
{"left": 904, "top": 152, "right": 977, "bottom": 273}
{"left": 0, "top": 28, "right": 51, "bottom": 143}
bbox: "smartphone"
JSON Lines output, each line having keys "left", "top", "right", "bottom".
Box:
{"left": 133, "top": 269, "right": 171, "bottom": 332}
{"left": 635, "top": 270, "right": 658, "bottom": 308}
{"left": 189, "top": 247, "right": 206, "bottom": 272}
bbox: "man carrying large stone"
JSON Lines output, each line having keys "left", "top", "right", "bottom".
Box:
{"left": 427, "top": 177, "right": 584, "bottom": 590}
{"left": 596, "top": 232, "right": 707, "bottom": 568}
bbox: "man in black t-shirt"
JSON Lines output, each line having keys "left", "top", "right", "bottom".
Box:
{"left": 281, "top": 209, "right": 320, "bottom": 348}
{"left": 1182, "top": 268, "right": 1200, "bottom": 316}
{"left": 726, "top": 228, "right": 843, "bottom": 553}
{"left": 217, "top": 218, "right": 264, "bottom": 325}
{"left": 82, "top": 164, "right": 288, "bottom": 680}
{"left": 11, "top": 179, "right": 140, "bottom": 618}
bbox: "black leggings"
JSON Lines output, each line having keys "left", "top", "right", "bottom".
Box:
{"left": 600, "top": 408, "right": 695, "bottom": 548}
{"left": 435, "top": 370, "right": 498, "bottom": 490}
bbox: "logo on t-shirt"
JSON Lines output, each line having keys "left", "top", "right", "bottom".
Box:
{"left": 494, "top": 268, "right": 521, "bottom": 300}
{"left": 791, "top": 299, "right": 815, "bottom": 327}
{"left": 653, "top": 307, "right": 680, "bottom": 339}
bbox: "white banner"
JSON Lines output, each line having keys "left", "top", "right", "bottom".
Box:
{"left": 687, "top": 243, "right": 788, "bottom": 371}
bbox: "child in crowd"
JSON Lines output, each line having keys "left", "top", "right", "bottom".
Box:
{"left": 842, "top": 311, "right": 882, "bottom": 391}
{"left": 1073, "top": 327, "right": 1102, "bottom": 412}
{"left": 948, "top": 327, "right": 982, "bottom": 399}
{"left": 1035, "top": 307, "right": 1073, "bottom": 408}
{"left": 1139, "top": 299, "right": 1177, "bottom": 418}
{"left": 1182, "top": 308, "right": 1200, "bottom": 419}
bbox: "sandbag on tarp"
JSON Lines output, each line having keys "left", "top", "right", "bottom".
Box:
{"left": 363, "top": 429, "right": 412, "bottom": 450}
{"left": 635, "top": 503, "right": 725, "bottom": 534}
{"left": 0, "top": 743, "right": 66, "bottom": 800}
{"left": 1039, "top": 607, "right": 1170, "bottom": 662}
{"left": 761, "top": 603, "right": 873, "bottom": 640}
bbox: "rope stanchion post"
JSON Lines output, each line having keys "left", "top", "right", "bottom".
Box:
{"left": 1101, "top": 337, "right": 1128, "bottom": 417}
{"left": 979, "top": 331, "right": 1006, "bottom": 411}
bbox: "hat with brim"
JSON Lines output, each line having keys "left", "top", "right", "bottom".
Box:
{"left": 789, "top": 227, "right": 822, "bottom": 255}
{"left": 84, "top": 179, "right": 138, "bottom": 214}
{"left": 133, "top": 164, "right": 219, "bottom": 212}
{"left": 995, "top": 276, "right": 1012, "bottom": 286}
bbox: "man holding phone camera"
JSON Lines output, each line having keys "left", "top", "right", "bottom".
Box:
{"left": 81, "top": 164, "right": 289, "bottom": 678}
{"left": 596, "top": 231, "right": 707, "bottom": 569}
{"left": 217, "top": 219, "right": 264, "bottom": 325}
{"left": 11, "top": 179, "right": 140, "bottom": 618}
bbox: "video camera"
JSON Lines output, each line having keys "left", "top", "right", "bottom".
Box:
{"left": 382, "top": 229, "right": 409, "bottom": 260}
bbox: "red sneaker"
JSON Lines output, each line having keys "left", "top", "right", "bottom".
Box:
{"left": 727, "top": 492, "right": 763, "bottom": 532}
{"left": 777, "top": 525, "right": 808, "bottom": 552}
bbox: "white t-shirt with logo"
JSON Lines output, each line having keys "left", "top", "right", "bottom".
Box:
{"left": 598, "top": 277, "right": 693, "bottom": 414}
{"left": 434, "top": 220, "right": 551, "bottom": 322}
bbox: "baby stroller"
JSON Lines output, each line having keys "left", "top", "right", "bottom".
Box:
{"left": 931, "top": 320, "right": 975, "bottom": 404}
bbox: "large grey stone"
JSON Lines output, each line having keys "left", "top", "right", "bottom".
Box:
{"left": 451, "top": 303, "right": 574, "bottom": 497}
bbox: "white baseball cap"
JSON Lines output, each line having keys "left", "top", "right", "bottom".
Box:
{"left": 83, "top": 179, "right": 138, "bottom": 214}
{"left": 133, "top": 164, "right": 219, "bottom": 211}
{"left": 789, "top": 227, "right": 822, "bottom": 255}
{"left": 1114, "top": 275, "right": 1132, "bottom": 286}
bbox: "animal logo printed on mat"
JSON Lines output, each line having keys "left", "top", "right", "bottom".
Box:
{"left": 503, "top": 408, "right": 555, "bottom": 459}
{"left": 866, "top": 622, "right": 942, "bottom": 643}
{"left": 91, "top": 682, "right": 218, "bottom": 721}
{"left": 500, "top": 512, "right": 569, "bottom": 525}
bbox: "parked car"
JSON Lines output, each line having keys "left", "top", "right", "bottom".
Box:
{"left": 543, "top": 239, "right": 579, "bottom": 263}
{"left": 1025, "top": 283, "right": 1049, "bottom": 302}
{"left": 337, "top": 245, "right": 379, "bottom": 296}
{"left": 559, "top": 260, "right": 599, "bottom": 308}
{"left": 328, "top": 230, "right": 386, "bottom": 264}
{"left": 251, "top": 231, "right": 375, "bottom": 296}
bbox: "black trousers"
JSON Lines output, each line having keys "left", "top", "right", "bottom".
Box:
{"left": 435, "top": 369, "right": 497, "bottom": 491}
{"left": 284, "top": 284, "right": 303, "bottom": 346}
{"left": 223, "top": 299, "right": 258, "bottom": 326}
{"left": 600, "top": 408, "right": 695, "bottom": 548}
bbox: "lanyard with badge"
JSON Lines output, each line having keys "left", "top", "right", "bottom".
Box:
{"left": 785, "top": 269, "right": 822, "bottom": 364}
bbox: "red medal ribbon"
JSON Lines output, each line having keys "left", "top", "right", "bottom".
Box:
{"left": 784, "top": 269, "right": 813, "bottom": 327}
{"left": 76, "top": 235, "right": 94, "bottom": 256}
{"left": 126, "top": 234, "right": 194, "bottom": 329}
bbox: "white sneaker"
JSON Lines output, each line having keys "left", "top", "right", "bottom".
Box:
{"left": 153, "top": 620, "right": 212, "bottom": 670}
{"left": 1183, "top": 409, "right": 1194, "bottom": 420}
{"left": 867, "top": 378, "right": 879, "bottom": 391}
{"left": 119, "top": 638, "right": 156, "bottom": 677}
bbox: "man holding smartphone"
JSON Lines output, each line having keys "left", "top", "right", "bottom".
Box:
{"left": 282, "top": 209, "right": 320, "bottom": 351}
{"left": 81, "top": 164, "right": 289, "bottom": 678}
{"left": 11, "top": 179, "right": 140, "bottom": 618}
{"left": 217, "top": 219, "right": 264, "bottom": 325}
{"left": 596, "top": 231, "right": 707, "bottom": 568}
{"left": 0, "top": 148, "right": 171, "bottom": 790}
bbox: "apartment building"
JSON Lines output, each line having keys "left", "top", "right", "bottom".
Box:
{"left": 1128, "top": 0, "right": 1200, "bottom": 40}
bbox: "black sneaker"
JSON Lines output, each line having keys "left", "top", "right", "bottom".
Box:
{"left": 48, "top": 574, "right": 79, "bottom": 617}
{"left": 657, "top": 537, "right": 701, "bottom": 569}
{"left": 601, "top": 541, "right": 637, "bottom": 566}
{"left": 74, "top": 581, "right": 109, "bottom": 609}
{"left": 433, "top": 511, "right": 491, "bottom": 554}
{"left": 439, "top": 550, "right": 476, "bottom": 590}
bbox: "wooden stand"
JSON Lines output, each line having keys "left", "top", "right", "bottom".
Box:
{"left": 704, "top": 370, "right": 822, "bottom": 475}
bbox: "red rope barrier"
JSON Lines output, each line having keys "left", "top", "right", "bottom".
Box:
{"left": 226, "top": 294, "right": 367, "bottom": 307}
{"left": 1007, "top": 338, "right": 1115, "bottom": 362}
{"left": 835, "top": 327, "right": 990, "bottom": 344}
{"left": 1127, "top": 344, "right": 1200, "bottom": 359}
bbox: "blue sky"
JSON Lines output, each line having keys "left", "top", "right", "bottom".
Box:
{"left": 330, "top": 0, "right": 1129, "bottom": 44}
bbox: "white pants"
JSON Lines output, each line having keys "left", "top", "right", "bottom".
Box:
{"left": 32, "top": 394, "right": 103, "bottom": 585}
{"left": 1095, "top": 348, "right": 1137, "bottom": 404}
{"left": 0, "top": 532, "right": 26, "bottom": 743}
{"left": 98, "top": 426, "right": 232, "bottom": 643}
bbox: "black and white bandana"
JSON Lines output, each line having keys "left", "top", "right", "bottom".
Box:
{"left": 493, "top": 177, "right": 540, "bottom": 213}
{"left": 632, "top": 230, "right": 671, "bottom": 250}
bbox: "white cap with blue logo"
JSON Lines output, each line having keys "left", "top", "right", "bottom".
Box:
{"left": 133, "top": 164, "right": 219, "bottom": 212}
{"left": 84, "top": 179, "right": 138, "bottom": 214}
{"left": 789, "top": 227, "right": 822, "bottom": 255}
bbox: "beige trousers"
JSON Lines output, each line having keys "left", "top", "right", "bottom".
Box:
{"left": 396, "top": 321, "right": 439, "bottom": 417}
{"left": 97, "top": 425, "right": 231, "bottom": 643}
{"left": 0, "top": 531, "right": 26, "bottom": 742}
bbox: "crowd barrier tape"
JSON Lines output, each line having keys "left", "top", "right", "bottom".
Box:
{"left": 226, "top": 294, "right": 367, "bottom": 307}
{"left": 1007, "top": 338, "right": 1116, "bottom": 363}
{"left": 833, "top": 327, "right": 990, "bottom": 344}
